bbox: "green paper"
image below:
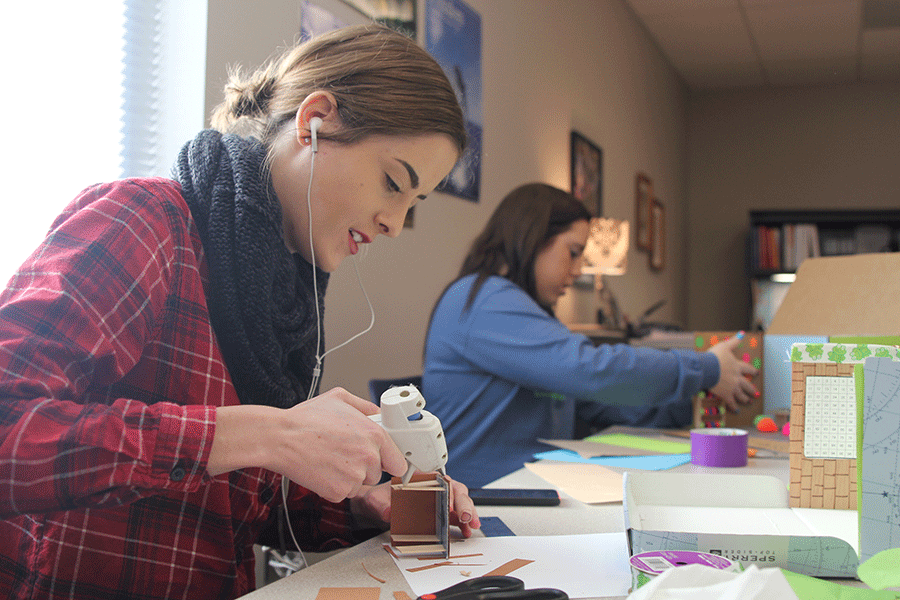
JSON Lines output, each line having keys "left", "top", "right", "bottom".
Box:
{"left": 781, "top": 569, "right": 900, "bottom": 599}
{"left": 858, "top": 549, "right": 900, "bottom": 591}
{"left": 831, "top": 336, "right": 900, "bottom": 347}
{"left": 583, "top": 433, "right": 690, "bottom": 454}
{"left": 856, "top": 362, "right": 865, "bottom": 533}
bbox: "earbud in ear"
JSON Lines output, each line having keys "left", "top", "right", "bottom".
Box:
{"left": 309, "top": 117, "right": 323, "bottom": 153}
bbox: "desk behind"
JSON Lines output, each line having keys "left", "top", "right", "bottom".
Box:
{"left": 566, "top": 323, "right": 629, "bottom": 346}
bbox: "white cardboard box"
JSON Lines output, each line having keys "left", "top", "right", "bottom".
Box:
{"left": 623, "top": 471, "right": 859, "bottom": 578}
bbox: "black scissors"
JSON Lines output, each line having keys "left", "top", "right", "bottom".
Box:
{"left": 416, "top": 575, "right": 569, "bottom": 599}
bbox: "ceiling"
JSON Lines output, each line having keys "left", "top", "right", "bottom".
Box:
{"left": 623, "top": 0, "right": 900, "bottom": 91}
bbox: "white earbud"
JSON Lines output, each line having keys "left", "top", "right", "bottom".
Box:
{"left": 309, "top": 117, "right": 322, "bottom": 153}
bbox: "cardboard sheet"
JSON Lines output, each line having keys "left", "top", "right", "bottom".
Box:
{"left": 768, "top": 254, "right": 900, "bottom": 337}
{"left": 523, "top": 461, "right": 623, "bottom": 504}
{"left": 765, "top": 254, "right": 900, "bottom": 413}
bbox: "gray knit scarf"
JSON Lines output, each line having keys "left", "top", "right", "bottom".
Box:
{"left": 173, "top": 130, "right": 328, "bottom": 409}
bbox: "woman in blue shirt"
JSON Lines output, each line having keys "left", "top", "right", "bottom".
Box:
{"left": 423, "top": 183, "right": 757, "bottom": 487}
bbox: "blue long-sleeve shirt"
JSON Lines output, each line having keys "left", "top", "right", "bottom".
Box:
{"left": 423, "top": 274, "right": 719, "bottom": 487}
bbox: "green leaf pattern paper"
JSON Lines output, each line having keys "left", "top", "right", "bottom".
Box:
{"left": 790, "top": 343, "right": 900, "bottom": 364}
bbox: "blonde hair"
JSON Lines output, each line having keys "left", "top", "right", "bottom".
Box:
{"left": 210, "top": 24, "right": 466, "bottom": 154}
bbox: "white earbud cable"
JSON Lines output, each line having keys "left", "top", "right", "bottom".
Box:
{"left": 278, "top": 127, "right": 376, "bottom": 573}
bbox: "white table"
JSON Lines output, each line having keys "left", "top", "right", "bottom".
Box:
{"left": 237, "top": 430, "right": 795, "bottom": 600}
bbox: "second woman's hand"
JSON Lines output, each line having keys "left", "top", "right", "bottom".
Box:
{"left": 707, "top": 332, "right": 759, "bottom": 413}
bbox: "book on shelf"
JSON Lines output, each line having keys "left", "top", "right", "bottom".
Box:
{"left": 751, "top": 223, "right": 820, "bottom": 272}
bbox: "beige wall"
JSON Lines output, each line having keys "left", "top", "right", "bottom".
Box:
{"left": 204, "top": 0, "right": 691, "bottom": 399}
{"left": 685, "top": 82, "right": 900, "bottom": 330}
{"left": 203, "top": 1, "right": 900, "bottom": 401}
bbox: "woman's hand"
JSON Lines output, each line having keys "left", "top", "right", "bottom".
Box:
{"left": 707, "top": 333, "right": 759, "bottom": 413}
{"left": 208, "top": 387, "right": 408, "bottom": 503}
{"left": 351, "top": 475, "right": 481, "bottom": 538}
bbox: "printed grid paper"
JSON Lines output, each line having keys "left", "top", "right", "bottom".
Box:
{"left": 804, "top": 376, "right": 856, "bottom": 459}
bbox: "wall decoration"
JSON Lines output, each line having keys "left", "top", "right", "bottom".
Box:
{"left": 635, "top": 173, "right": 653, "bottom": 251}
{"left": 341, "top": 0, "right": 415, "bottom": 36}
{"left": 425, "top": 0, "right": 482, "bottom": 202}
{"left": 650, "top": 199, "right": 665, "bottom": 271}
{"left": 570, "top": 131, "right": 603, "bottom": 216}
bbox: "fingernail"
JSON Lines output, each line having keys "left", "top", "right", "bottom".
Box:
{"left": 461, "top": 511, "right": 472, "bottom": 523}
{"left": 736, "top": 331, "right": 745, "bottom": 340}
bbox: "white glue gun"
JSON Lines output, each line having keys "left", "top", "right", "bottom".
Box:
{"left": 369, "top": 385, "right": 448, "bottom": 485}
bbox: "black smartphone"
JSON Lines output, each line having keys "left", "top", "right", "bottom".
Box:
{"left": 467, "top": 488, "right": 560, "bottom": 506}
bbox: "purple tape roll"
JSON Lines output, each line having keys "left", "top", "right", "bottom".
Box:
{"left": 690, "top": 428, "right": 748, "bottom": 467}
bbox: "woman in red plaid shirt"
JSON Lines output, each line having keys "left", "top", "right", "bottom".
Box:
{"left": 0, "top": 24, "right": 478, "bottom": 599}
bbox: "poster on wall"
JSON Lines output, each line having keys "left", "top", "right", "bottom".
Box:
{"left": 425, "top": 0, "right": 482, "bottom": 202}
{"left": 341, "top": 0, "right": 415, "bottom": 37}
{"left": 300, "top": 0, "right": 415, "bottom": 42}
{"left": 300, "top": 0, "right": 354, "bottom": 40}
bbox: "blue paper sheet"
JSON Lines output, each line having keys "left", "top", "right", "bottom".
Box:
{"left": 533, "top": 448, "right": 691, "bottom": 470}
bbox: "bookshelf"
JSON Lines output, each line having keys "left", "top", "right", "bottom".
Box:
{"left": 749, "top": 209, "right": 900, "bottom": 277}
{"left": 748, "top": 209, "right": 900, "bottom": 330}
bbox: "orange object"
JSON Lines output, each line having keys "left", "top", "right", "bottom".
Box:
{"left": 747, "top": 448, "right": 757, "bottom": 457}
{"left": 756, "top": 417, "right": 778, "bottom": 432}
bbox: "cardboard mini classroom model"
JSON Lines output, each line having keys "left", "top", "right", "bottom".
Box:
{"left": 625, "top": 253, "right": 900, "bottom": 578}
{"left": 388, "top": 473, "right": 450, "bottom": 558}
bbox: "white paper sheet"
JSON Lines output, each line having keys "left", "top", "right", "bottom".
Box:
{"left": 388, "top": 532, "right": 631, "bottom": 598}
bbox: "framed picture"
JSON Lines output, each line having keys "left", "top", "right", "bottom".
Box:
{"left": 570, "top": 131, "right": 603, "bottom": 216}
{"left": 650, "top": 198, "right": 665, "bottom": 271}
{"left": 635, "top": 173, "right": 653, "bottom": 251}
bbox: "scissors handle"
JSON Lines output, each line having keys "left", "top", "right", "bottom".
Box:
{"left": 418, "top": 576, "right": 523, "bottom": 599}
{"left": 417, "top": 576, "right": 568, "bottom": 599}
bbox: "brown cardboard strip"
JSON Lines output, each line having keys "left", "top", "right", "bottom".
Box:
{"left": 483, "top": 558, "right": 535, "bottom": 576}
{"left": 315, "top": 588, "right": 379, "bottom": 600}
{"left": 392, "top": 544, "right": 447, "bottom": 555}
{"left": 361, "top": 561, "right": 386, "bottom": 584}
{"left": 407, "top": 561, "right": 453, "bottom": 572}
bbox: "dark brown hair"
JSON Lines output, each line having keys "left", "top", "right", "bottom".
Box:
{"left": 457, "top": 183, "right": 592, "bottom": 312}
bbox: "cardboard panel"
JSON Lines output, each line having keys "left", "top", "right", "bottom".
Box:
{"left": 768, "top": 254, "right": 900, "bottom": 336}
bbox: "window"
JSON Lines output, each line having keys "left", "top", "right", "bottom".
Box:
{"left": 0, "top": 0, "right": 206, "bottom": 283}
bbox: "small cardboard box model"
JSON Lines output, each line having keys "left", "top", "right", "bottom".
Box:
{"left": 788, "top": 341, "right": 899, "bottom": 510}
{"left": 388, "top": 473, "right": 450, "bottom": 558}
{"left": 623, "top": 471, "right": 859, "bottom": 578}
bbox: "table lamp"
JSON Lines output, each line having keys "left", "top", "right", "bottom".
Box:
{"left": 581, "top": 217, "right": 629, "bottom": 329}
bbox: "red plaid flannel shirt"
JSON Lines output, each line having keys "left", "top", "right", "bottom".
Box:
{"left": 0, "top": 178, "right": 357, "bottom": 599}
